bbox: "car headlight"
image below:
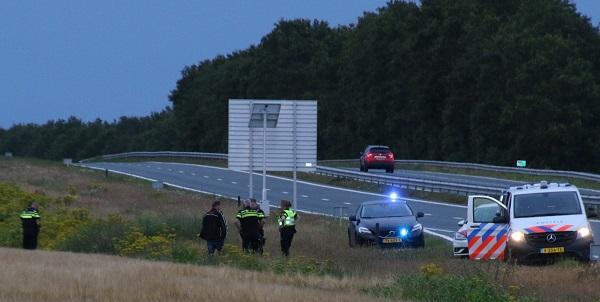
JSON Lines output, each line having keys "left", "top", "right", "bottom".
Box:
{"left": 411, "top": 223, "right": 422, "bottom": 232}
{"left": 578, "top": 227, "right": 591, "bottom": 238}
{"left": 510, "top": 231, "right": 525, "bottom": 242}
{"left": 454, "top": 230, "right": 467, "bottom": 241}
{"left": 358, "top": 227, "right": 372, "bottom": 234}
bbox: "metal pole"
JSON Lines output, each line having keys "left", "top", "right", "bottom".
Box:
{"left": 292, "top": 101, "right": 298, "bottom": 210}
{"left": 262, "top": 107, "right": 267, "bottom": 203}
{"left": 249, "top": 101, "right": 254, "bottom": 199}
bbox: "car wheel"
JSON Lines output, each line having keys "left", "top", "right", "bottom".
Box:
{"left": 348, "top": 230, "right": 357, "bottom": 247}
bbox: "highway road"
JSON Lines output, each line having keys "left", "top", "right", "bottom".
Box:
{"left": 78, "top": 161, "right": 600, "bottom": 241}
{"left": 342, "top": 167, "right": 600, "bottom": 197}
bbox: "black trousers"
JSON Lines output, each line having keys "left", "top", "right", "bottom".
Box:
{"left": 22, "top": 229, "right": 38, "bottom": 250}
{"left": 280, "top": 227, "right": 296, "bottom": 256}
{"left": 241, "top": 232, "right": 261, "bottom": 253}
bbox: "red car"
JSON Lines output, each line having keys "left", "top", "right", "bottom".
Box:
{"left": 360, "top": 145, "right": 395, "bottom": 173}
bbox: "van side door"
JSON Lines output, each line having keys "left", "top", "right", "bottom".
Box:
{"left": 467, "top": 195, "right": 509, "bottom": 260}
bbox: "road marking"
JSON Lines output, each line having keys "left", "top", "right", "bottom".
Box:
{"left": 152, "top": 162, "right": 467, "bottom": 209}
{"left": 321, "top": 198, "right": 330, "bottom": 201}
{"left": 146, "top": 165, "right": 151, "bottom": 168}
{"left": 231, "top": 181, "right": 238, "bottom": 184}
{"left": 77, "top": 163, "right": 455, "bottom": 242}
{"left": 217, "top": 178, "right": 222, "bottom": 181}
{"left": 191, "top": 173, "right": 196, "bottom": 176}
{"left": 178, "top": 171, "right": 184, "bottom": 174}
{"left": 282, "top": 191, "right": 289, "bottom": 194}
{"left": 301, "top": 195, "right": 309, "bottom": 198}
{"left": 203, "top": 176, "right": 209, "bottom": 178}
{"left": 343, "top": 202, "right": 352, "bottom": 205}
{"left": 452, "top": 217, "right": 464, "bottom": 220}
{"left": 424, "top": 213, "right": 432, "bottom": 216}
{"left": 168, "top": 168, "right": 172, "bottom": 171}
{"left": 157, "top": 167, "right": 161, "bottom": 170}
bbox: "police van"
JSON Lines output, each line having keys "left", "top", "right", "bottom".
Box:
{"left": 461, "top": 181, "right": 596, "bottom": 262}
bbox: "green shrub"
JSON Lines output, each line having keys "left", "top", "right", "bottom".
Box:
{"left": 59, "top": 215, "right": 130, "bottom": 254}
{"left": 171, "top": 240, "right": 201, "bottom": 263}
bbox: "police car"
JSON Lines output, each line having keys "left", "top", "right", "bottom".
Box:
{"left": 455, "top": 181, "right": 596, "bottom": 262}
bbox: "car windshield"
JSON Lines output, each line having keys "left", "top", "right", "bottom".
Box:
{"left": 513, "top": 191, "right": 582, "bottom": 218}
{"left": 361, "top": 203, "right": 412, "bottom": 218}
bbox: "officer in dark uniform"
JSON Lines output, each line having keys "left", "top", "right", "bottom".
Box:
{"left": 20, "top": 202, "right": 41, "bottom": 250}
{"left": 235, "top": 200, "right": 251, "bottom": 252}
{"left": 278, "top": 200, "right": 298, "bottom": 257}
{"left": 249, "top": 199, "right": 266, "bottom": 254}
{"left": 235, "top": 199, "right": 265, "bottom": 253}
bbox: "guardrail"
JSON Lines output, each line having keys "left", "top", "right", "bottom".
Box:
{"left": 79, "top": 151, "right": 227, "bottom": 163}
{"left": 319, "top": 159, "right": 600, "bottom": 182}
{"left": 315, "top": 166, "right": 600, "bottom": 206}
{"left": 80, "top": 151, "right": 600, "bottom": 205}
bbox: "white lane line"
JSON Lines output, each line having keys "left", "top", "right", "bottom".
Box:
{"left": 321, "top": 198, "right": 330, "bottom": 201}
{"left": 282, "top": 191, "right": 289, "bottom": 194}
{"left": 231, "top": 181, "right": 238, "bottom": 184}
{"left": 146, "top": 165, "right": 151, "bottom": 168}
{"left": 191, "top": 173, "right": 196, "bottom": 176}
{"left": 77, "top": 163, "right": 455, "bottom": 242}
{"left": 343, "top": 202, "right": 352, "bottom": 205}
{"left": 452, "top": 217, "right": 464, "bottom": 220}
{"left": 203, "top": 176, "right": 209, "bottom": 178}
{"left": 424, "top": 213, "right": 432, "bottom": 216}
{"left": 168, "top": 168, "right": 172, "bottom": 171}
{"left": 217, "top": 178, "right": 223, "bottom": 181}
{"left": 154, "top": 162, "right": 467, "bottom": 209}
{"left": 178, "top": 171, "right": 184, "bottom": 174}
{"left": 301, "top": 195, "right": 309, "bottom": 198}
{"left": 157, "top": 167, "right": 162, "bottom": 170}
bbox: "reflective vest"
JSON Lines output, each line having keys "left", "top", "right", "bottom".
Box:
{"left": 20, "top": 209, "right": 40, "bottom": 219}
{"left": 279, "top": 209, "right": 296, "bottom": 227}
{"left": 236, "top": 209, "right": 265, "bottom": 219}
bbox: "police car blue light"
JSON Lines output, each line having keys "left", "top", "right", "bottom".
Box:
{"left": 399, "top": 228, "right": 408, "bottom": 237}
{"left": 389, "top": 192, "right": 398, "bottom": 201}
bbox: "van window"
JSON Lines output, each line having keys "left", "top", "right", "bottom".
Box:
{"left": 473, "top": 197, "right": 503, "bottom": 223}
{"left": 513, "top": 192, "right": 581, "bottom": 218}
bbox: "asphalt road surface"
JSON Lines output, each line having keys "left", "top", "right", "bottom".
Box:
{"left": 78, "top": 161, "right": 600, "bottom": 241}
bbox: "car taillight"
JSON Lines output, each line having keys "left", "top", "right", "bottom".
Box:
{"left": 366, "top": 153, "right": 374, "bottom": 158}
{"left": 387, "top": 153, "right": 394, "bottom": 160}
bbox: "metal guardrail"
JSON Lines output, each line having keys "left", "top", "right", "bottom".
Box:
{"left": 319, "top": 159, "right": 600, "bottom": 182}
{"left": 79, "top": 151, "right": 227, "bottom": 163}
{"left": 80, "top": 151, "right": 600, "bottom": 205}
{"left": 315, "top": 166, "right": 600, "bottom": 206}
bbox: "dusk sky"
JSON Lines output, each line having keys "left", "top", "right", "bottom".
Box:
{"left": 1, "top": 1, "right": 598, "bottom": 128}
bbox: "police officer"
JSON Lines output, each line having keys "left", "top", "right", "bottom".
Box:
{"left": 20, "top": 202, "right": 41, "bottom": 250}
{"left": 235, "top": 200, "right": 251, "bottom": 252}
{"left": 278, "top": 200, "right": 298, "bottom": 257}
{"left": 235, "top": 199, "right": 265, "bottom": 253}
{"left": 249, "top": 199, "right": 266, "bottom": 254}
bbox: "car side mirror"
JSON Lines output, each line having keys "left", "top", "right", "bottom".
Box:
{"left": 349, "top": 215, "right": 357, "bottom": 222}
{"left": 457, "top": 219, "right": 465, "bottom": 227}
{"left": 416, "top": 212, "right": 424, "bottom": 218}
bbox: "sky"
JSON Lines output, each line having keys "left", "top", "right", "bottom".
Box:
{"left": 0, "top": 1, "right": 598, "bottom": 128}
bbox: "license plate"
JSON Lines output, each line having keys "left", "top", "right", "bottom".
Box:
{"left": 375, "top": 156, "right": 386, "bottom": 160}
{"left": 382, "top": 238, "right": 401, "bottom": 244}
{"left": 541, "top": 247, "right": 565, "bottom": 254}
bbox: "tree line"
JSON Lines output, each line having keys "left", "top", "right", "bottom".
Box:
{"left": 1, "top": 0, "right": 600, "bottom": 171}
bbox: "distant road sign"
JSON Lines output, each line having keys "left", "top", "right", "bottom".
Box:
{"left": 516, "top": 160, "right": 527, "bottom": 168}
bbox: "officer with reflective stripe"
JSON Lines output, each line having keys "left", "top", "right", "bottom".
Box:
{"left": 20, "top": 202, "right": 41, "bottom": 250}
{"left": 235, "top": 199, "right": 265, "bottom": 253}
{"left": 278, "top": 200, "right": 298, "bottom": 256}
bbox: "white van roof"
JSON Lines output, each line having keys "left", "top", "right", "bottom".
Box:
{"left": 507, "top": 181, "right": 579, "bottom": 196}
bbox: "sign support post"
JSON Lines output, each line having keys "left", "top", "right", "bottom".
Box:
{"left": 248, "top": 101, "right": 254, "bottom": 199}
{"left": 262, "top": 106, "right": 268, "bottom": 209}
{"left": 292, "top": 102, "right": 298, "bottom": 210}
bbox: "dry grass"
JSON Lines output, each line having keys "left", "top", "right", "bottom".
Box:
{"left": 0, "top": 248, "right": 387, "bottom": 302}
{"left": 3, "top": 157, "right": 600, "bottom": 301}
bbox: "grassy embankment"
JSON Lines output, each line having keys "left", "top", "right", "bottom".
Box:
{"left": 2, "top": 157, "right": 599, "bottom": 301}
